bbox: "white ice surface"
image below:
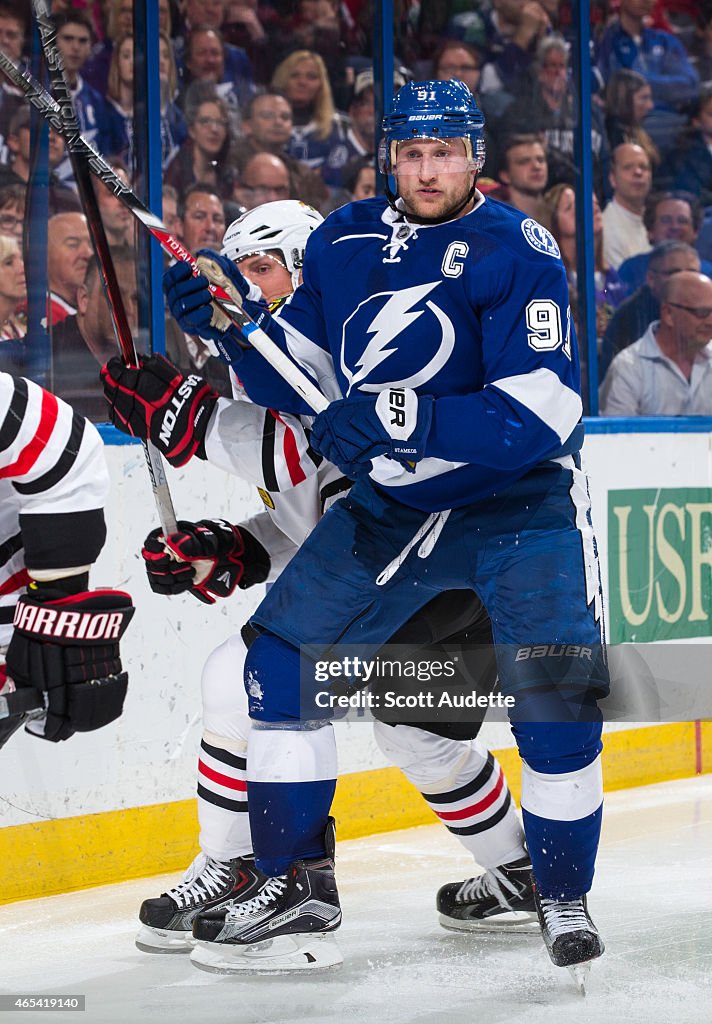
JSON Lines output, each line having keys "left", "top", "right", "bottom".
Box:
{"left": 2, "top": 775, "right": 711, "bottom": 1024}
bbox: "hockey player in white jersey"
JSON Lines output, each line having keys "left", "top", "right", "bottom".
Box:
{"left": 104, "top": 202, "right": 537, "bottom": 970}
{"left": 157, "top": 80, "right": 609, "bottom": 988}
{"left": 0, "top": 373, "right": 134, "bottom": 749}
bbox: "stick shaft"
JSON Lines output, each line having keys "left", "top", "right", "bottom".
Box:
{"left": 0, "top": 48, "right": 328, "bottom": 415}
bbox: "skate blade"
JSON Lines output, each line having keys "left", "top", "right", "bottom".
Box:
{"left": 567, "top": 961, "right": 592, "bottom": 996}
{"left": 438, "top": 911, "right": 540, "bottom": 934}
{"left": 190, "top": 932, "right": 343, "bottom": 974}
{"left": 135, "top": 924, "right": 195, "bottom": 954}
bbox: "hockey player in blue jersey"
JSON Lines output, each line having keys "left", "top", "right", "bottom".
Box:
{"left": 161, "top": 79, "right": 609, "bottom": 983}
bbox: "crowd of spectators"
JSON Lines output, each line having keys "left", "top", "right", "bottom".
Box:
{"left": 0, "top": 0, "right": 711, "bottom": 419}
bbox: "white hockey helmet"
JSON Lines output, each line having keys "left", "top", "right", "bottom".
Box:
{"left": 221, "top": 200, "right": 324, "bottom": 289}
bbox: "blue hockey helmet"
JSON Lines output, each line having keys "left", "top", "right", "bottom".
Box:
{"left": 379, "top": 79, "right": 486, "bottom": 175}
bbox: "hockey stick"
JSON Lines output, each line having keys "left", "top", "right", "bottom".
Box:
{"left": 29, "top": 2, "right": 178, "bottom": 535}
{"left": 0, "top": 48, "right": 328, "bottom": 415}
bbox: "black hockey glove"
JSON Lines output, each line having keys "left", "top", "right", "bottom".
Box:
{"left": 142, "top": 519, "right": 271, "bottom": 605}
{"left": 5, "top": 584, "right": 135, "bottom": 743}
{"left": 101, "top": 353, "right": 219, "bottom": 468}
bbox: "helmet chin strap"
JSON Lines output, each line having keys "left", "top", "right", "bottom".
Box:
{"left": 384, "top": 175, "right": 480, "bottom": 225}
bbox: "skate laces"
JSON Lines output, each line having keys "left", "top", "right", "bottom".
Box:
{"left": 539, "top": 898, "right": 590, "bottom": 939}
{"left": 166, "top": 854, "right": 233, "bottom": 908}
{"left": 456, "top": 866, "right": 521, "bottom": 908}
{"left": 224, "top": 874, "right": 287, "bottom": 920}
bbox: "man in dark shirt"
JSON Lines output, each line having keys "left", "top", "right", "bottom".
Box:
{"left": 599, "top": 240, "right": 700, "bottom": 380}
{"left": 51, "top": 247, "right": 138, "bottom": 421}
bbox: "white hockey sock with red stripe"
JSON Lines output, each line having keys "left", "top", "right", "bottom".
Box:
{"left": 197, "top": 731, "right": 252, "bottom": 861}
{"left": 373, "top": 722, "right": 526, "bottom": 868}
{"left": 198, "top": 634, "right": 254, "bottom": 862}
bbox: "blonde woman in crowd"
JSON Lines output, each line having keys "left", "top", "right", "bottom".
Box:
{"left": 271, "top": 50, "right": 349, "bottom": 172}
{"left": 0, "top": 234, "right": 27, "bottom": 367}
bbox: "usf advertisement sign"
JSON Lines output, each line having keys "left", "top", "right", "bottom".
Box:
{"left": 608, "top": 488, "right": 712, "bottom": 642}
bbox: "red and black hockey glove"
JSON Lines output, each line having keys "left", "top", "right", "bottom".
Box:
{"left": 100, "top": 353, "right": 219, "bottom": 467}
{"left": 5, "top": 583, "right": 135, "bottom": 743}
{"left": 142, "top": 519, "right": 271, "bottom": 605}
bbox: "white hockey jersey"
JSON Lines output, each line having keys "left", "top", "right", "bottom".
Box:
{"left": 0, "top": 374, "right": 109, "bottom": 648}
{"left": 203, "top": 377, "right": 351, "bottom": 572}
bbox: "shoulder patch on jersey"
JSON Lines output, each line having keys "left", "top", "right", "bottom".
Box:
{"left": 257, "top": 487, "right": 275, "bottom": 510}
{"left": 520, "top": 218, "right": 561, "bottom": 259}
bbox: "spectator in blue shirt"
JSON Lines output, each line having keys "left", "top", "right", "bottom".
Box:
{"left": 618, "top": 191, "right": 712, "bottom": 290}
{"left": 51, "top": 10, "right": 123, "bottom": 183}
{"left": 669, "top": 86, "right": 712, "bottom": 209}
{"left": 596, "top": 0, "right": 699, "bottom": 154}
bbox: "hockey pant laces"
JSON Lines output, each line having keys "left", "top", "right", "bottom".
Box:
{"left": 376, "top": 509, "right": 452, "bottom": 586}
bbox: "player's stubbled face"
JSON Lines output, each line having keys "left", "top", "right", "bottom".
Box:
{"left": 394, "top": 137, "right": 476, "bottom": 221}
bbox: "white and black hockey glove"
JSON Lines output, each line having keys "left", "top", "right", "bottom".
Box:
{"left": 142, "top": 519, "right": 271, "bottom": 605}
{"left": 5, "top": 580, "right": 135, "bottom": 743}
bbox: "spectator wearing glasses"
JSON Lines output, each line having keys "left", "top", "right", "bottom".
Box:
{"left": 617, "top": 191, "right": 712, "bottom": 292}
{"left": 500, "top": 35, "right": 609, "bottom": 200}
{"left": 165, "top": 90, "right": 234, "bottom": 200}
{"left": 231, "top": 91, "right": 328, "bottom": 212}
{"left": 231, "top": 151, "right": 293, "bottom": 212}
{"left": 0, "top": 184, "right": 24, "bottom": 242}
{"left": 601, "top": 271, "right": 712, "bottom": 416}
{"left": 431, "top": 41, "right": 500, "bottom": 177}
{"left": 599, "top": 239, "right": 701, "bottom": 378}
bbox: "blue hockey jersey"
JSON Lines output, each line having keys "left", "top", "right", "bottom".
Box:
{"left": 234, "top": 193, "right": 584, "bottom": 512}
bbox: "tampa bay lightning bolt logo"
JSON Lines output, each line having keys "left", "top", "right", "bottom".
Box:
{"left": 341, "top": 282, "right": 455, "bottom": 392}
{"left": 521, "top": 218, "right": 561, "bottom": 259}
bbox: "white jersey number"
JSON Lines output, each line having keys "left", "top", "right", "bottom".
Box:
{"left": 525, "top": 299, "right": 568, "bottom": 357}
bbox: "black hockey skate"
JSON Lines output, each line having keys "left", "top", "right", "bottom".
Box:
{"left": 135, "top": 853, "right": 267, "bottom": 953}
{"left": 437, "top": 856, "right": 538, "bottom": 932}
{"left": 534, "top": 886, "right": 605, "bottom": 994}
{"left": 191, "top": 820, "right": 342, "bottom": 973}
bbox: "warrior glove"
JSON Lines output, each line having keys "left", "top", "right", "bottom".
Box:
{"left": 101, "top": 353, "right": 218, "bottom": 467}
{"left": 310, "top": 388, "right": 433, "bottom": 479}
{"left": 6, "top": 585, "right": 135, "bottom": 743}
{"left": 142, "top": 519, "right": 271, "bottom": 604}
